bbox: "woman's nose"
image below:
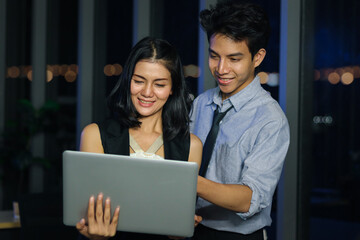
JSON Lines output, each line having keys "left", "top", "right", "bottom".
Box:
{"left": 141, "top": 83, "right": 153, "bottom": 97}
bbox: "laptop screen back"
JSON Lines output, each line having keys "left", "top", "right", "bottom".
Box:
{"left": 62, "top": 150, "right": 198, "bottom": 237}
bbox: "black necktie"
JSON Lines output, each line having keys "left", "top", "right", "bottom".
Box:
{"left": 199, "top": 106, "right": 233, "bottom": 177}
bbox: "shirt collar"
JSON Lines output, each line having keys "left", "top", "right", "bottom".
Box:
{"left": 206, "top": 75, "right": 262, "bottom": 112}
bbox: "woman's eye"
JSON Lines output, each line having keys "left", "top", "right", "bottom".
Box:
{"left": 133, "top": 79, "right": 143, "bottom": 84}
{"left": 155, "top": 84, "right": 165, "bottom": 87}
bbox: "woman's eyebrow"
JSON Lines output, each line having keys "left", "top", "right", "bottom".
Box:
{"left": 133, "top": 74, "right": 169, "bottom": 81}
{"left": 132, "top": 74, "right": 146, "bottom": 79}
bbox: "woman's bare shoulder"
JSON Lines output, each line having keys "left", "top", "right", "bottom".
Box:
{"left": 80, "top": 123, "right": 104, "bottom": 153}
{"left": 190, "top": 133, "right": 203, "bottom": 149}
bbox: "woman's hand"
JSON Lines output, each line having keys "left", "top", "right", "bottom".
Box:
{"left": 76, "top": 193, "right": 120, "bottom": 240}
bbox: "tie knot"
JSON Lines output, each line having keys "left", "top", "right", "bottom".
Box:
{"left": 213, "top": 106, "right": 233, "bottom": 124}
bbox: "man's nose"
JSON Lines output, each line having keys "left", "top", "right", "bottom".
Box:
{"left": 217, "top": 59, "right": 229, "bottom": 74}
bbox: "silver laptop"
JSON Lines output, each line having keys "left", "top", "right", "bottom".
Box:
{"left": 62, "top": 150, "right": 198, "bottom": 237}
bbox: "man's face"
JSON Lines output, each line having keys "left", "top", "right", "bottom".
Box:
{"left": 208, "top": 34, "right": 265, "bottom": 100}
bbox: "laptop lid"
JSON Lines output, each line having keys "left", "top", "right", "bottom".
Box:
{"left": 62, "top": 150, "right": 198, "bottom": 237}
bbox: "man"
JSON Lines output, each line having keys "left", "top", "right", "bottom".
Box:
{"left": 190, "top": 1, "right": 290, "bottom": 239}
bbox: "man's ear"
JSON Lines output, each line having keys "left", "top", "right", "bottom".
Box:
{"left": 254, "top": 48, "right": 266, "bottom": 68}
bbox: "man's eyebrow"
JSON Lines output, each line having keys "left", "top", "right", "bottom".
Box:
{"left": 208, "top": 48, "right": 218, "bottom": 55}
{"left": 227, "top": 52, "right": 243, "bottom": 57}
{"left": 208, "top": 48, "right": 243, "bottom": 57}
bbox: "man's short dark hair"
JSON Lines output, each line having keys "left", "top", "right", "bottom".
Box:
{"left": 200, "top": 1, "right": 271, "bottom": 58}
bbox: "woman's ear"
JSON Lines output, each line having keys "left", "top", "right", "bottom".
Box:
{"left": 254, "top": 48, "right": 266, "bottom": 68}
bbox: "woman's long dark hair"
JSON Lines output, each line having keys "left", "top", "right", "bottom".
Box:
{"left": 107, "top": 37, "right": 191, "bottom": 140}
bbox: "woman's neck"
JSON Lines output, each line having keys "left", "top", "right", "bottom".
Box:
{"left": 134, "top": 111, "right": 163, "bottom": 134}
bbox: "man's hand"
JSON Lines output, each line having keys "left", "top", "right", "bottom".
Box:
{"left": 168, "top": 214, "right": 202, "bottom": 239}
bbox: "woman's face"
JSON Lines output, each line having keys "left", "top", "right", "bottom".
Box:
{"left": 130, "top": 60, "right": 172, "bottom": 118}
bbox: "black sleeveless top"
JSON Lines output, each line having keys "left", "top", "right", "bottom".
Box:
{"left": 96, "top": 118, "right": 190, "bottom": 240}
{"left": 98, "top": 118, "right": 190, "bottom": 161}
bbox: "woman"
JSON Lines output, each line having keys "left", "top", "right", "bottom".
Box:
{"left": 76, "top": 37, "right": 202, "bottom": 240}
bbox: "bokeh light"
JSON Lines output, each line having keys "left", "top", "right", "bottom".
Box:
{"left": 65, "top": 70, "right": 77, "bottom": 82}
{"left": 59, "top": 64, "right": 68, "bottom": 76}
{"left": 183, "top": 64, "right": 200, "bottom": 78}
{"left": 341, "top": 72, "right": 354, "bottom": 85}
{"left": 104, "top": 64, "right": 115, "bottom": 77}
{"left": 113, "top": 63, "right": 123, "bottom": 76}
{"left": 52, "top": 64, "right": 60, "bottom": 77}
{"left": 257, "top": 71, "right": 268, "bottom": 84}
{"left": 47, "top": 70, "right": 53, "bottom": 82}
{"left": 328, "top": 72, "right": 340, "bottom": 84}
{"left": 353, "top": 66, "right": 360, "bottom": 79}
{"left": 8, "top": 66, "right": 20, "bottom": 78}
{"left": 27, "top": 70, "right": 33, "bottom": 81}
{"left": 321, "top": 68, "right": 334, "bottom": 80}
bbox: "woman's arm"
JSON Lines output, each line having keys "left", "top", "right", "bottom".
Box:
{"left": 80, "top": 123, "right": 104, "bottom": 153}
{"left": 188, "top": 133, "right": 203, "bottom": 171}
{"left": 77, "top": 124, "right": 120, "bottom": 239}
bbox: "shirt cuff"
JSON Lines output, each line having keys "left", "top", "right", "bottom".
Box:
{"left": 237, "top": 181, "right": 261, "bottom": 219}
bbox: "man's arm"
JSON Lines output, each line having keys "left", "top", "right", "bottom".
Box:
{"left": 197, "top": 176, "right": 252, "bottom": 213}
{"left": 197, "top": 118, "right": 290, "bottom": 217}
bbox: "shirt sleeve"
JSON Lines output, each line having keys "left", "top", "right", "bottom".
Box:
{"left": 237, "top": 117, "right": 290, "bottom": 219}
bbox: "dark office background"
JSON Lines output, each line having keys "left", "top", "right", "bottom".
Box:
{"left": 0, "top": 0, "right": 359, "bottom": 239}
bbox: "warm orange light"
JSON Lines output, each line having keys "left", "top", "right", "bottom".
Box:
{"left": 335, "top": 68, "right": 344, "bottom": 76}
{"left": 183, "top": 64, "right": 200, "bottom": 78}
{"left": 27, "top": 70, "right": 33, "bottom": 81}
{"left": 353, "top": 66, "right": 360, "bottom": 79}
{"left": 257, "top": 72, "right": 268, "bottom": 84}
{"left": 69, "top": 64, "right": 78, "bottom": 73}
{"left": 47, "top": 65, "right": 53, "bottom": 72}
{"left": 321, "top": 68, "right": 334, "bottom": 80}
{"left": 341, "top": 72, "right": 354, "bottom": 85}
{"left": 104, "top": 64, "right": 115, "bottom": 76}
{"left": 343, "top": 66, "right": 353, "bottom": 74}
{"left": 8, "top": 66, "right": 20, "bottom": 78}
{"left": 52, "top": 64, "right": 60, "bottom": 77}
{"left": 328, "top": 72, "right": 340, "bottom": 84}
{"left": 113, "top": 63, "right": 123, "bottom": 76}
{"left": 59, "top": 64, "right": 68, "bottom": 76}
{"left": 65, "top": 70, "right": 77, "bottom": 82}
{"left": 23, "top": 66, "right": 32, "bottom": 78}
{"left": 47, "top": 70, "right": 53, "bottom": 82}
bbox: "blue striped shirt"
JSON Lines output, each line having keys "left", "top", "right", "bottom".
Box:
{"left": 190, "top": 76, "right": 290, "bottom": 234}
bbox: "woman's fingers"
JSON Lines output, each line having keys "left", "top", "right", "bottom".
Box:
{"left": 109, "top": 206, "right": 120, "bottom": 235}
{"left": 103, "top": 197, "right": 111, "bottom": 225}
{"left": 87, "top": 195, "right": 96, "bottom": 226}
{"left": 96, "top": 193, "right": 104, "bottom": 222}
{"left": 78, "top": 193, "right": 119, "bottom": 238}
{"left": 76, "top": 218, "right": 91, "bottom": 238}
